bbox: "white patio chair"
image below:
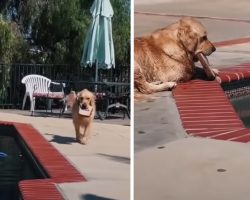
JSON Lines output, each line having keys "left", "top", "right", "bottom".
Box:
{"left": 21, "top": 74, "right": 65, "bottom": 115}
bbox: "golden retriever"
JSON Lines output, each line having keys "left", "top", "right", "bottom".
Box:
{"left": 134, "top": 17, "right": 216, "bottom": 94}
{"left": 72, "top": 89, "right": 95, "bottom": 145}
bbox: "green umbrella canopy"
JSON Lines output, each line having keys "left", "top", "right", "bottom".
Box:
{"left": 81, "top": 0, "right": 115, "bottom": 70}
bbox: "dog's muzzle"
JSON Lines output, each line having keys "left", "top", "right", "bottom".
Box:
{"left": 203, "top": 45, "right": 216, "bottom": 56}
{"left": 79, "top": 102, "right": 87, "bottom": 110}
{"left": 194, "top": 45, "right": 216, "bottom": 62}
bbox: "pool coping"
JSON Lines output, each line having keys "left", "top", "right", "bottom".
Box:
{"left": 0, "top": 121, "right": 86, "bottom": 200}
{"left": 173, "top": 63, "right": 250, "bottom": 143}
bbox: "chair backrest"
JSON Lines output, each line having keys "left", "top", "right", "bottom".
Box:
{"left": 21, "top": 74, "right": 51, "bottom": 95}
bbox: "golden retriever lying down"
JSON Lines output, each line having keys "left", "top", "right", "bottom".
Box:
{"left": 71, "top": 89, "right": 96, "bottom": 145}
{"left": 134, "top": 17, "right": 217, "bottom": 94}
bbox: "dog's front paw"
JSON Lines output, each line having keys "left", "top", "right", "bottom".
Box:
{"left": 167, "top": 82, "right": 177, "bottom": 89}
{"left": 211, "top": 68, "right": 219, "bottom": 76}
{"left": 160, "top": 81, "right": 177, "bottom": 91}
{"left": 79, "top": 137, "right": 88, "bottom": 145}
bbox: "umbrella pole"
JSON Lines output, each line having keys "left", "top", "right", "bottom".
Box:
{"left": 95, "top": 62, "right": 98, "bottom": 92}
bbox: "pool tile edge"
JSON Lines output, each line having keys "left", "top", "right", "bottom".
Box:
{"left": 0, "top": 121, "right": 86, "bottom": 200}
{"left": 173, "top": 64, "right": 250, "bottom": 142}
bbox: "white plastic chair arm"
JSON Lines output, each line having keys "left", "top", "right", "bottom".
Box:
{"left": 51, "top": 81, "right": 66, "bottom": 87}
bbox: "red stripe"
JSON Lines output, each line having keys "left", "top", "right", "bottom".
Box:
{"left": 214, "top": 37, "right": 250, "bottom": 47}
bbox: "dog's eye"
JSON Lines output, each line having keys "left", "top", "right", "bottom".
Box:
{"left": 200, "top": 36, "right": 207, "bottom": 41}
{"left": 86, "top": 97, "right": 90, "bottom": 100}
{"left": 80, "top": 97, "right": 84, "bottom": 101}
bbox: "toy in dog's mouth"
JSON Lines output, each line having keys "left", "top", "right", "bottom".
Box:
{"left": 196, "top": 52, "right": 216, "bottom": 81}
{"left": 78, "top": 106, "right": 93, "bottom": 117}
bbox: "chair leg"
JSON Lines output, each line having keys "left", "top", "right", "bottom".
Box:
{"left": 96, "top": 111, "right": 104, "bottom": 120}
{"left": 29, "top": 95, "right": 33, "bottom": 112}
{"left": 33, "top": 98, "right": 36, "bottom": 112}
{"left": 59, "top": 99, "right": 66, "bottom": 118}
{"left": 22, "top": 93, "right": 28, "bottom": 110}
{"left": 126, "top": 109, "right": 130, "bottom": 119}
{"left": 105, "top": 105, "right": 112, "bottom": 119}
{"left": 119, "top": 104, "right": 130, "bottom": 119}
{"left": 30, "top": 96, "right": 36, "bottom": 115}
{"left": 123, "top": 108, "right": 126, "bottom": 120}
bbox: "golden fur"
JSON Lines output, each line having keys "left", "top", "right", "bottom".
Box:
{"left": 72, "top": 89, "right": 96, "bottom": 145}
{"left": 134, "top": 17, "right": 216, "bottom": 94}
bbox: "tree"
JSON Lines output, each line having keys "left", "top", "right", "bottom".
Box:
{"left": 0, "top": 16, "right": 22, "bottom": 63}
{"left": 29, "top": 0, "right": 90, "bottom": 66}
{"left": 110, "top": 0, "right": 130, "bottom": 66}
{"left": 0, "top": 16, "right": 26, "bottom": 103}
{"left": 0, "top": 0, "right": 130, "bottom": 66}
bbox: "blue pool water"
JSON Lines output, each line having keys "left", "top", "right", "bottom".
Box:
{"left": 0, "top": 125, "right": 47, "bottom": 200}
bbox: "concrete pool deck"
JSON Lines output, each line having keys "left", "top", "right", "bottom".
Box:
{"left": 135, "top": 48, "right": 250, "bottom": 200}
{"left": 135, "top": 0, "right": 250, "bottom": 199}
{"left": 134, "top": 0, "right": 250, "bottom": 150}
{"left": 0, "top": 112, "right": 130, "bottom": 200}
{"left": 136, "top": 137, "right": 250, "bottom": 200}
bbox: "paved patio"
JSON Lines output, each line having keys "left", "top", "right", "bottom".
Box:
{"left": 135, "top": 0, "right": 250, "bottom": 200}
{"left": 0, "top": 110, "right": 130, "bottom": 200}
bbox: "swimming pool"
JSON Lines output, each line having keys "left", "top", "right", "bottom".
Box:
{"left": 0, "top": 124, "right": 47, "bottom": 200}
{"left": 230, "top": 95, "right": 250, "bottom": 128}
{"left": 0, "top": 121, "right": 86, "bottom": 200}
{"left": 222, "top": 79, "right": 250, "bottom": 128}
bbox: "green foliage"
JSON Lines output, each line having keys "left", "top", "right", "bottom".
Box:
{"left": 30, "top": 0, "right": 91, "bottom": 66}
{"left": 0, "top": 20, "right": 12, "bottom": 62}
{"left": 0, "top": 0, "right": 130, "bottom": 66}
{"left": 0, "top": 18, "right": 18, "bottom": 63}
{"left": 111, "top": 0, "right": 130, "bottom": 65}
{"left": 0, "top": 19, "right": 14, "bottom": 102}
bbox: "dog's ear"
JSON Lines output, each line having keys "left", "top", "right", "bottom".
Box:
{"left": 76, "top": 91, "right": 81, "bottom": 101}
{"left": 178, "top": 21, "right": 198, "bottom": 53}
{"left": 89, "top": 93, "right": 96, "bottom": 106}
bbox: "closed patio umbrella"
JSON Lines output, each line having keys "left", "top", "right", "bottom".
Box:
{"left": 81, "top": 0, "right": 115, "bottom": 83}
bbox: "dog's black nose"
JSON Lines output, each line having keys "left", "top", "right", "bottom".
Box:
{"left": 81, "top": 103, "right": 87, "bottom": 109}
{"left": 212, "top": 46, "right": 216, "bottom": 52}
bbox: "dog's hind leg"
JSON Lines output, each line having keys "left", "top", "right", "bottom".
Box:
{"left": 151, "top": 81, "right": 162, "bottom": 85}
{"left": 136, "top": 80, "right": 176, "bottom": 94}
{"left": 135, "top": 75, "right": 176, "bottom": 94}
{"left": 134, "top": 65, "right": 176, "bottom": 94}
{"left": 149, "top": 82, "right": 177, "bottom": 93}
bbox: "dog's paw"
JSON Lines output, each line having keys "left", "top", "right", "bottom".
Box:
{"left": 167, "top": 82, "right": 177, "bottom": 89}
{"left": 211, "top": 68, "right": 219, "bottom": 76}
{"left": 79, "top": 137, "right": 88, "bottom": 145}
{"left": 160, "top": 81, "right": 177, "bottom": 91}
